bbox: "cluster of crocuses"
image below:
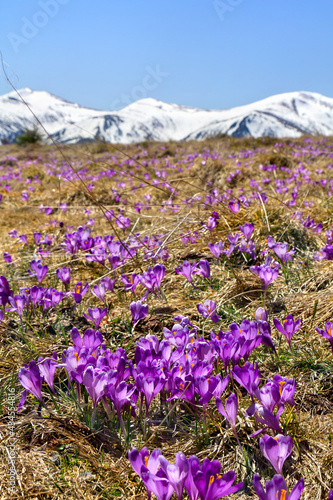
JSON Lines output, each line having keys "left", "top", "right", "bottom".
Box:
{"left": 207, "top": 223, "right": 295, "bottom": 279}
{"left": 17, "top": 300, "right": 314, "bottom": 498}
{"left": 0, "top": 259, "right": 167, "bottom": 328}
{"left": 313, "top": 229, "right": 333, "bottom": 261}
{"left": 121, "top": 264, "right": 166, "bottom": 300}
{"left": 128, "top": 447, "right": 306, "bottom": 500}
{"left": 207, "top": 222, "right": 256, "bottom": 261}
{"left": 0, "top": 275, "right": 64, "bottom": 322}
{"left": 61, "top": 225, "right": 170, "bottom": 267}
{"left": 128, "top": 448, "right": 244, "bottom": 500}
{"left": 17, "top": 306, "right": 298, "bottom": 439}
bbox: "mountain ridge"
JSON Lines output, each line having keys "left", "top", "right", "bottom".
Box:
{"left": 1, "top": 88, "right": 333, "bottom": 144}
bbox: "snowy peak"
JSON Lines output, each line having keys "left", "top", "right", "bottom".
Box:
{"left": 0, "top": 88, "right": 333, "bottom": 144}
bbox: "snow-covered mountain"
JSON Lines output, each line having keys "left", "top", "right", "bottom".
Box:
{"left": 1, "top": 88, "right": 333, "bottom": 144}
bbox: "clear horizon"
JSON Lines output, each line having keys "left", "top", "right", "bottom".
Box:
{"left": 0, "top": 0, "right": 332, "bottom": 111}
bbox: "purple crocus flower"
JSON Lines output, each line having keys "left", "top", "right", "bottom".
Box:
{"left": 121, "top": 273, "right": 140, "bottom": 295}
{"left": 272, "top": 374, "right": 297, "bottom": 410}
{"left": 9, "top": 229, "right": 18, "bottom": 238}
{"left": 163, "top": 324, "right": 191, "bottom": 347}
{"left": 129, "top": 448, "right": 162, "bottom": 500}
{"left": 238, "top": 238, "right": 256, "bottom": 259}
{"left": 153, "top": 264, "right": 166, "bottom": 290}
{"left": 259, "top": 434, "right": 293, "bottom": 475}
{"left": 71, "top": 327, "right": 103, "bottom": 354}
{"left": 206, "top": 211, "right": 220, "bottom": 231}
{"left": 231, "top": 362, "right": 261, "bottom": 400}
{"left": 329, "top": 490, "right": 333, "bottom": 500}
{"left": 29, "top": 285, "right": 43, "bottom": 311}
{"left": 91, "top": 282, "right": 107, "bottom": 303}
{"left": 139, "top": 264, "right": 165, "bottom": 299}
{"left": 71, "top": 281, "right": 89, "bottom": 304}
{"left": 227, "top": 233, "right": 240, "bottom": 246}
{"left": 108, "top": 254, "right": 121, "bottom": 270}
{"left": 19, "top": 234, "right": 27, "bottom": 245}
{"left": 196, "top": 374, "right": 229, "bottom": 409}
{"left": 250, "top": 256, "right": 280, "bottom": 300}
{"left": 106, "top": 381, "right": 136, "bottom": 422}
{"left": 257, "top": 263, "right": 279, "bottom": 289}
{"left": 197, "top": 260, "right": 210, "bottom": 280}
{"left": 130, "top": 301, "right": 148, "bottom": 325}
{"left": 83, "top": 307, "right": 108, "bottom": 328}
{"left": 34, "top": 232, "right": 42, "bottom": 244}
{"left": 8, "top": 294, "right": 26, "bottom": 317}
{"left": 197, "top": 300, "right": 220, "bottom": 323}
{"left": 141, "top": 470, "right": 174, "bottom": 500}
{"left": 253, "top": 474, "right": 304, "bottom": 500}
{"left": 273, "top": 314, "right": 302, "bottom": 351}
{"left": 246, "top": 405, "right": 283, "bottom": 437}
{"left": 100, "top": 275, "right": 115, "bottom": 292}
{"left": 63, "top": 348, "right": 93, "bottom": 384}
{"left": 175, "top": 261, "right": 198, "bottom": 285}
{"left": 31, "top": 262, "right": 48, "bottom": 284}
{"left": 38, "top": 352, "right": 58, "bottom": 393}
{"left": 239, "top": 222, "right": 254, "bottom": 240}
{"left": 208, "top": 241, "right": 225, "bottom": 260}
{"left": 128, "top": 447, "right": 161, "bottom": 477}
{"left": 255, "top": 307, "right": 268, "bottom": 321}
{"left": 82, "top": 366, "right": 108, "bottom": 408}
{"left": 216, "top": 393, "right": 238, "bottom": 434}
{"left": 272, "top": 242, "right": 295, "bottom": 265}
{"left": 3, "top": 252, "right": 12, "bottom": 263}
{"left": 56, "top": 267, "right": 71, "bottom": 289}
{"left": 18, "top": 360, "right": 44, "bottom": 410}
{"left": 316, "top": 322, "right": 333, "bottom": 353}
{"left": 184, "top": 456, "right": 201, "bottom": 500}
{"left": 194, "top": 463, "right": 243, "bottom": 500}
{"left": 0, "top": 276, "right": 12, "bottom": 306}
{"left": 228, "top": 200, "right": 240, "bottom": 213}
{"left": 159, "top": 452, "right": 189, "bottom": 500}
{"left": 136, "top": 373, "right": 165, "bottom": 416}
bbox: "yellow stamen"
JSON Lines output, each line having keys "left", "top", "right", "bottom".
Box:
{"left": 74, "top": 352, "right": 81, "bottom": 363}
{"left": 276, "top": 490, "right": 287, "bottom": 500}
{"left": 144, "top": 456, "right": 149, "bottom": 467}
{"left": 279, "top": 381, "right": 285, "bottom": 396}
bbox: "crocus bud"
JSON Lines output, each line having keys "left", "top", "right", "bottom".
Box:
{"left": 255, "top": 307, "right": 268, "bottom": 322}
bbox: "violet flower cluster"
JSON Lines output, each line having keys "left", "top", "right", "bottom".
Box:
{"left": 128, "top": 448, "right": 244, "bottom": 500}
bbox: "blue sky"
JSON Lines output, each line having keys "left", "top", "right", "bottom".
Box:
{"left": 0, "top": 0, "right": 332, "bottom": 111}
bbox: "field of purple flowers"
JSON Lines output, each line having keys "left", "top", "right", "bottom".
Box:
{"left": 0, "top": 136, "right": 333, "bottom": 499}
